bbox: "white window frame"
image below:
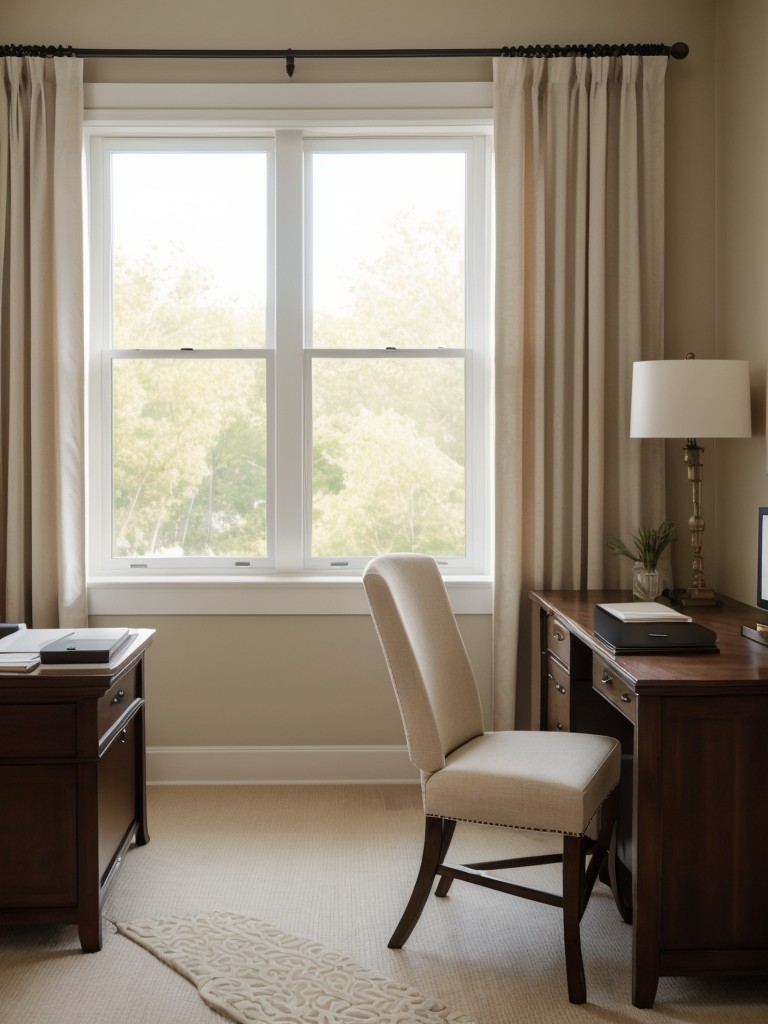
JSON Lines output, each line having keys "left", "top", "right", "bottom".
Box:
{"left": 88, "top": 135, "right": 275, "bottom": 575}
{"left": 84, "top": 83, "right": 493, "bottom": 615}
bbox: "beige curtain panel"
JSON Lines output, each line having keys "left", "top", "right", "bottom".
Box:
{"left": 492, "top": 55, "right": 668, "bottom": 730}
{"left": 0, "top": 56, "right": 86, "bottom": 628}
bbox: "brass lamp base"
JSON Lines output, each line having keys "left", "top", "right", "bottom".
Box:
{"left": 678, "top": 587, "right": 720, "bottom": 608}
{"left": 679, "top": 439, "right": 722, "bottom": 609}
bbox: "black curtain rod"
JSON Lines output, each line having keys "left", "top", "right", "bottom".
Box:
{"left": 2, "top": 41, "right": 689, "bottom": 78}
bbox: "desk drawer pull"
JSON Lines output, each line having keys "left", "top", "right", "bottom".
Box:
{"left": 593, "top": 658, "right": 636, "bottom": 724}
{"left": 553, "top": 629, "right": 565, "bottom": 642}
{"left": 555, "top": 682, "right": 567, "bottom": 694}
{"left": 111, "top": 689, "right": 126, "bottom": 706}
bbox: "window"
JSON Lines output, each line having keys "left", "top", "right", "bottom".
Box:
{"left": 87, "top": 128, "right": 490, "bottom": 577}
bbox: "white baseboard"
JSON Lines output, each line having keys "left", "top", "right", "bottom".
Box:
{"left": 147, "top": 744, "right": 419, "bottom": 785}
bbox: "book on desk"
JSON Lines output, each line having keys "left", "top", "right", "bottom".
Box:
{"left": 594, "top": 603, "right": 719, "bottom": 654}
{"left": 40, "top": 628, "right": 133, "bottom": 664}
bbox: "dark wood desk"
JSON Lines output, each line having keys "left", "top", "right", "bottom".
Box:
{"left": 531, "top": 591, "right": 768, "bottom": 1008}
{"left": 0, "top": 629, "right": 154, "bottom": 951}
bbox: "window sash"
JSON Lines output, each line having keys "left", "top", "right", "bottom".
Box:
{"left": 304, "top": 138, "right": 472, "bottom": 351}
{"left": 301, "top": 135, "right": 489, "bottom": 573}
{"left": 304, "top": 348, "right": 471, "bottom": 570}
{"left": 101, "top": 349, "right": 274, "bottom": 572}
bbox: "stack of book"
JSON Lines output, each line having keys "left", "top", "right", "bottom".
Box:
{"left": 594, "top": 602, "right": 719, "bottom": 654}
{"left": 0, "top": 625, "right": 134, "bottom": 672}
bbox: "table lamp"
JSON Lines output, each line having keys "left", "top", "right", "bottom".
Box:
{"left": 630, "top": 353, "right": 751, "bottom": 607}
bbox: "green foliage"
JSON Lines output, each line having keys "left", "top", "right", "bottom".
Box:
{"left": 607, "top": 521, "right": 677, "bottom": 571}
{"left": 310, "top": 353, "right": 465, "bottom": 557}
{"left": 110, "top": 211, "right": 467, "bottom": 561}
{"left": 112, "top": 252, "right": 269, "bottom": 558}
{"left": 313, "top": 214, "right": 464, "bottom": 350}
{"left": 112, "top": 359, "right": 267, "bottom": 558}
{"left": 113, "top": 251, "right": 265, "bottom": 351}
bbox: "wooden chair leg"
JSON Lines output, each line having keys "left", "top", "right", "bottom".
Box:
{"left": 562, "top": 834, "right": 587, "bottom": 1004}
{"left": 593, "top": 788, "right": 631, "bottom": 924}
{"left": 434, "top": 818, "right": 458, "bottom": 897}
{"left": 389, "top": 815, "right": 445, "bottom": 948}
{"left": 608, "top": 817, "right": 633, "bottom": 924}
{"left": 582, "top": 790, "right": 615, "bottom": 904}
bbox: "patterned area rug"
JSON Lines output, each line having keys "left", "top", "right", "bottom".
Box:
{"left": 116, "top": 912, "right": 475, "bottom": 1024}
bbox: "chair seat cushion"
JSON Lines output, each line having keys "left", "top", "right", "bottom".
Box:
{"left": 423, "top": 730, "right": 621, "bottom": 836}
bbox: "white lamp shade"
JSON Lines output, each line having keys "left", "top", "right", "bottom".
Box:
{"left": 630, "top": 359, "right": 752, "bottom": 439}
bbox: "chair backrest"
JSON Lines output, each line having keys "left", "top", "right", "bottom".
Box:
{"left": 363, "top": 553, "right": 484, "bottom": 774}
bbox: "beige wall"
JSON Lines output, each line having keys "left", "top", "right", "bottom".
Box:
{"left": 5, "top": 0, "right": 721, "bottom": 758}
{"left": 711, "top": 0, "right": 768, "bottom": 606}
{"left": 5, "top": 0, "right": 710, "bottom": 86}
{"left": 90, "top": 614, "right": 491, "bottom": 749}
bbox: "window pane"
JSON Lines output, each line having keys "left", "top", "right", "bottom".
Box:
{"left": 112, "top": 359, "right": 267, "bottom": 558}
{"left": 111, "top": 151, "right": 268, "bottom": 349}
{"left": 311, "top": 358, "right": 465, "bottom": 558}
{"left": 310, "top": 151, "right": 465, "bottom": 349}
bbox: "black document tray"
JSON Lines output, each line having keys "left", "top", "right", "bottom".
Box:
{"left": 594, "top": 606, "right": 719, "bottom": 655}
{"left": 40, "top": 634, "right": 132, "bottom": 664}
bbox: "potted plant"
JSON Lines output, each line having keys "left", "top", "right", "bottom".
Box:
{"left": 607, "top": 521, "right": 677, "bottom": 599}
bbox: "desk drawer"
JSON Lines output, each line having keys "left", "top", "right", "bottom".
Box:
{"left": 546, "top": 614, "right": 571, "bottom": 668}
{"left": 98, "top": 667, "right": 138, "bottom": 740}
{"left": 545, "top": 656, "right": 570, "bottom": 731}
{"left": 98, "top": 710, "right": 139, "bottom": 883}
{"left": 592, "top": 657, "right": 637, "bottom": 724}
{"left": 0, "top": 704, "right": 77, "bottom": 759}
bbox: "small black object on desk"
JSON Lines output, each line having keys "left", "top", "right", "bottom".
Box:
{"left": 741, "top": 623, "right": 768, "bottom": 647}
{"left": 40, "top": 632, "right": 133, "bottom": 664}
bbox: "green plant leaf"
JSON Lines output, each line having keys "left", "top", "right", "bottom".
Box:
{"left": 606, "top": 520, "right": 677, "bottom": 570}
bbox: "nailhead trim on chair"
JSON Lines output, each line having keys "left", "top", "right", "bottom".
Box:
{"left": 425, "top": 782, "right": 619, "bottom": 838}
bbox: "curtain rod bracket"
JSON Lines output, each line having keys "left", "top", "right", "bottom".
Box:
{"left": 285, "top": 49, "right": 295, "bottom": 78}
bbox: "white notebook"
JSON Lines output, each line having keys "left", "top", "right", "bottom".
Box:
{"left": 0, "top": 628, "right": 75, "bottom": 653}
{"left": 597, "top": 601, "right": 692, "bottom": 624}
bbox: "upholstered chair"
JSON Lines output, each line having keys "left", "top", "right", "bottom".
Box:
{"left": 363, "top": 553, "right": 621, "bottom": 1004}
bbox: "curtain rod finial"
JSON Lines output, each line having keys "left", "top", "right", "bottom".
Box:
{"left": 670, "top": 41, "right": 689, "bottom": 60}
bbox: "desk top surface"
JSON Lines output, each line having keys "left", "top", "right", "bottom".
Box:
{"left": 531, "top": 590, "right": 768, "bottom": 690}
{"left": 0, "top": 628, "right": 155, "bottom": 694}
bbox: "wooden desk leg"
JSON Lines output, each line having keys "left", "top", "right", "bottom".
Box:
{"left": 632, "top": 848, "right": 660, "bottom": 1007}
{"left": 135, "top": 704, "right": 150, "bottom": 847}
{"left": 78, "top": 916, "right": 103, "bottom": 953}
{"left": 632, "top": 700, "right": 661, "bottom": 1009}
{"left": 632, "top": 961, "right": 660, "bottom": 1009}
{"left": 77, "top": 763, "right": 103, "bottom": 952}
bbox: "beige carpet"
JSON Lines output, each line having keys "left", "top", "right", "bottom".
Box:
{"left": 117, "top": 911, "right": 474, "bottom": 1023}
{"left": 1, "top": 784, "right": 768, "bottom": 1024}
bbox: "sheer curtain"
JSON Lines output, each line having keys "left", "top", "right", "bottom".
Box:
{"left": 0, "top": 56, "right": 86, "bottom": 628}
{"left": 493, "top": 55, "right": 668, "bottom": 729}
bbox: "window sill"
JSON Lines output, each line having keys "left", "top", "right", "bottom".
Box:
{"left": 87, "top": 575, "right": 493, "bottom": 616}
